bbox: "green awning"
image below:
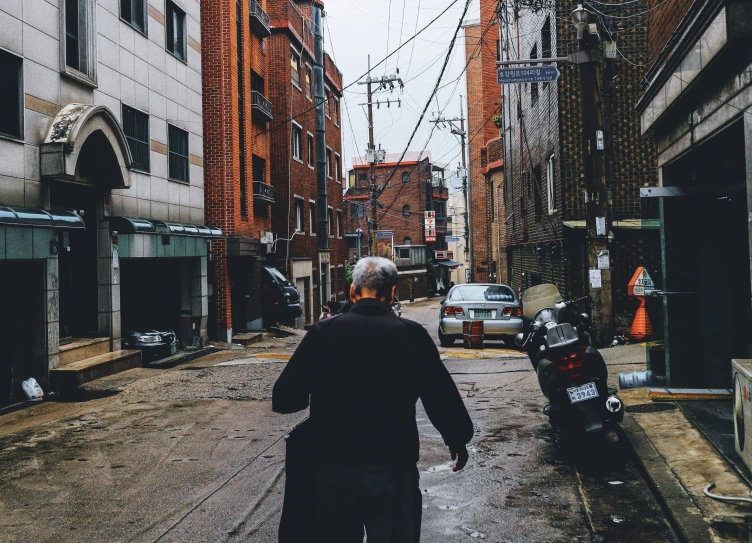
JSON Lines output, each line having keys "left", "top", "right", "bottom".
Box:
{"left": 436, "top": 260, "right": 462, "bottom": 269}
{"left": 0, "top": 206, "right": 85, "bottom": 230}
{"left": 110, "top": 217, "right": 222, "bottom": 238}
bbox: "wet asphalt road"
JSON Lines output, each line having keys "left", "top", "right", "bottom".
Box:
{"left": 0, "top": 299, "right": 679, "bottom": 542}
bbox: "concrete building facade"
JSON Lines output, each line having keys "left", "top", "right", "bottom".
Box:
{"left": 0, "top": 0, "right": 215, "bottom": 403}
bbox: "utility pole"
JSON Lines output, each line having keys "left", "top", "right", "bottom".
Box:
{"left": 429, "top": 101, "right": 470, "bottom": 277}
{"left": 357, "top": 56, "right": 404, "bottom": 256}
{"left": 574, "top": 5, "right": 613, "bottom": 346}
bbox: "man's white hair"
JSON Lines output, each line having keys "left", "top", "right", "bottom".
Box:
{"left": 352, "top": 257, "right": 398, "bottom": 298}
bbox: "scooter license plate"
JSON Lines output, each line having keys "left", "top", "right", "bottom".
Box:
{"left": 567, "top": 382, "right": 599, "bottom": 404}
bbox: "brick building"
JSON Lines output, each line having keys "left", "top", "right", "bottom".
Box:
{"left": 266, "top": 0, "right": 347, "bottom": 327}
{"left": 499, "top": 2, "right": 661, "bottom": 337}
{"left": 636, "top": 0, "right": 752, "bottom": 387}
{"left": 202, "top": 0, "right": 274, "bottom": 341}
{"left": 463, "top": 1, "right": 503, "bottom": 284}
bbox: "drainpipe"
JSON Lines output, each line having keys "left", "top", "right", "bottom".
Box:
{"left": 313, "top": 3, "right": 327, "bottom": 251}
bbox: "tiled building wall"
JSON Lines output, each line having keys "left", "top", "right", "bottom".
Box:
{"left": 645, "top": 0, "right": 696, "bottom": 63}
{"left": 0, "top": 0, "right": 205, "bottom": 223}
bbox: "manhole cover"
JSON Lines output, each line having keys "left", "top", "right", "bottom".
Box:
{"left": 625, "top": 403, "right": 677, "bottom": 413}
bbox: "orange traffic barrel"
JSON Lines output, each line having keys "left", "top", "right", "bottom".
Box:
{"left": 463, "top": 320, "right": 484, "bottom": 349}
{"left": 629, "top": 297, "right": 654, "bottom": 341}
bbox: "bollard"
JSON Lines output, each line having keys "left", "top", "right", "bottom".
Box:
{"left": 462, "top": 320, "right": 484, "bottom": 349}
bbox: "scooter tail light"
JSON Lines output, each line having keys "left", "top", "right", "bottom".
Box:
{"left": 554, "top": 347, "right": 588, "bottom": 373}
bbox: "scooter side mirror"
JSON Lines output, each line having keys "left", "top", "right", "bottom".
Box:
{"left": 515, "top": 333, "right": 525, "bottom": 347}
{"left": 579, "top": 313, "right": 591, "bottom": 329}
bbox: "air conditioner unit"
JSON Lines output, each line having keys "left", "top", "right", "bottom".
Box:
{"left": 733, "top": 359, "right": 752, "bottom": 470}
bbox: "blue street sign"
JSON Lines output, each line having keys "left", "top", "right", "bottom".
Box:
{"left": 497, "top": 65, "right": 560, "bottom": 85}
{"left": 446, "top": 236, "right": 461, "bottom": 242}
{"left": 376, "top": 231, "right": 393, "bottom": 239}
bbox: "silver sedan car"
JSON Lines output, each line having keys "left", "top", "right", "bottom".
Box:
{"left": 438, "top": 284, "right": 523, "bottom": 347}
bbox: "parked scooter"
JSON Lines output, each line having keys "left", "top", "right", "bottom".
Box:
{"left": 516, "top": 284, "right": 623, "bottom": 443}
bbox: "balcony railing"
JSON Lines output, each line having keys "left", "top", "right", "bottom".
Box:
{"left": 249, "top": 0, "right": 271, "bottom": 37}
{"left": 251, "top": 91, "right": 273, "bottom": 123}
{"left": 344, "top": 187, "right": 370, "bottom": 200}
{"left": 253, "top": 180, "right": 275, "bottom": 203}
{"left": 431, "top": 186, "right": 449, "bottom": 200}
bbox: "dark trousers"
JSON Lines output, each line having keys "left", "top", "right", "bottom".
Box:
{"left": 314, "top": 462, "right": 422, "bottom": 543}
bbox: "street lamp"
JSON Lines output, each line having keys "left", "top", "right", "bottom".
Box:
{"left": 571, "top": 4, "right": 591, "bottom": 40}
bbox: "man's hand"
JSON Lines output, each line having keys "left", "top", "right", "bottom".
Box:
{"left": 449, "top": 444, "right": 469, "bottom": 472}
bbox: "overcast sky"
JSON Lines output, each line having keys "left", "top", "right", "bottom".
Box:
{"left": 322, "top": 0, "right": 482, "bottom": 192}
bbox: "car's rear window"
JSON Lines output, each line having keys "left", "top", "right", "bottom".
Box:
{"left": 449, "top": 285, "right": 516, "bottom": 302}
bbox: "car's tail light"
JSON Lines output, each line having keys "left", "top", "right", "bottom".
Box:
{"left": 554, "top": 348, "right": 587, "bottom": 373}
{"left": 502, "top": 307, "right": 522, "bottom": 317}
{"left": 443, "top": 306, "right": 465, "bottom": 317}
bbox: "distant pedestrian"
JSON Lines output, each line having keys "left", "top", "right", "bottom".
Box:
{"left": 273, "top": 256, "right": 473, "bottom": 543}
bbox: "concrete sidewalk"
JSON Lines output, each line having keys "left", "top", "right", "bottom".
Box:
{"left": 604, "top": 344, "right": 752, "bottom": 542}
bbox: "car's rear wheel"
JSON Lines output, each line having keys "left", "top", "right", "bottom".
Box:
{"left": 439, "top": 329, "right": 455, "bottom": 347}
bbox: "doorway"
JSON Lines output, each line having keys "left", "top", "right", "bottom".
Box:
{"left": 660, "top": 120, "right": 751, "bottom": 387}
{"left": 230, "top": 256, "right": 255, "bottom": 332}
{"left": 50, "top": 183, "right": 100, "bottom": 339}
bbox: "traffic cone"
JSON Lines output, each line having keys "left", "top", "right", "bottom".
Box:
{"left": 629, "top": 297, "right": 653, "bottom": 341}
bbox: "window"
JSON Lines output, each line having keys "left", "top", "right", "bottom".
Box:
{"left": 336, "top": 210, "right": 342, "bottom": 237}
{"left": 358, "top": 172, "right": 367, "bottom": 185}
{"left": 547, "top": 154, "right": 556, "bottom": 214}
{"left": 122, "top": 105, "right": 150, "bottom": 172}
{"left": 334, "top": 153, "right": 341, "bottom": 182}
{"left": 166, "top": 1, "right": 186, "bottom": 60}
{"left": 252, "top": 155, "right": 266, "bottom": 182}
{"left": 309, "top": 202, "right": 316, "bottom": 234}
{"left": 121, "top": 0, "right": 146, "bottom": 32}
{"left": 294, "top": 198, "right": 304, "bottom": 232}
{"left": 291, "top": 49, "right": 300, "bottom": 86}
{"left": 237, "top": 0, "right": 247, "bottom": 215}
{"left": 168, "top": 124, "right": 189, "bottom": 182}
{"left": 532, "top": 163, "right": 542, "bottom": 220}
{"left": 63, "top": 0, "right": 96, "bottom": 82}
{"left": 327, "top": 207, "right": 334, "bottom": 236}
{"left": 333, "top": 97, "right": 339, "bottom": 124}
{"left": 402, "top": 171, "right": 410, "bottom": 183}
{"left": 542, "top": 16, "right": 552, "bottom": 59}
{"left": 496, "top": 39, "right": 501, "bottom": 62}
{"left": 402, "top": 205, "right": 411, "bottom": 217}
{"left": 446, "top": 216, "right": 453, "bottom": 236}
{"left": 399, "top": 247, "right": 410, "bottom": 258}
{"left": 350, "top": 202, "right": 364, "bottom": 218}
{"left": 0, "top": 51, "right": 23, "bottom": 139}
{"left": 307, "top": 133, "right": 314, "bottom": 167}
{"left": 305, "top": 65, "right": 312, "bottom": 100}
{"left": 325, "top": 148, "right": 332, "bottom": 178}
{"left": 323, "top": 86, "right": 330, "bottom": 117}
{"left": 402, "top": 238, "right": 411, "bottom": 247}
{"left": 291, "top": 123, "right": 302, "bottom": 160}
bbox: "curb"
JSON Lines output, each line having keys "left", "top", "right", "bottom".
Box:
{"left": 618, "top": 413, "right": 716, "bottom": 543}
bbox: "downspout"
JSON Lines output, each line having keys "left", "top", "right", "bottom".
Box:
{"left": 313, "top": 3, "right": 328, "bottom": 251}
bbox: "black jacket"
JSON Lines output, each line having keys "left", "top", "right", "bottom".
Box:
{"left": 272, "top": 298, "right": 474, "bottom": 464}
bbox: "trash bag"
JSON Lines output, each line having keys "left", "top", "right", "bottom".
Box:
{"left": 279, "top": 417, "right": 318, "bottom": 543}
{"left": 21, "top": 378, "right": 44, "bottom": 401}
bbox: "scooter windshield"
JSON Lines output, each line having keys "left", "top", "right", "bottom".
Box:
{"left": 520, "top": 284, "right": 563, "bottom": 321}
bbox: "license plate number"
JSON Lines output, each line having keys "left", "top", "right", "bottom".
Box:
{"left": 567, "top": 382, "right": 599, "bottom": 404}
{"left": 474, "top": 310, "right": 492, "bottom": 318}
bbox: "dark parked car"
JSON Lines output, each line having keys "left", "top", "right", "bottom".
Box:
{"left": 122, "top": 328, "right": 178, "bottom": 361}
{"left": 262, "top": 266, "right": 302, "bottom": 325}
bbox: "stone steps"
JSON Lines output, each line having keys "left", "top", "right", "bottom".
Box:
{"left": 50, "top": 350, "right": 142, "bottom": 393}
{"left": 59, "top": 337, "right": 111, "bottom": 366}
{"left": 232, "top": 332, "right": 263, "bottom": 345}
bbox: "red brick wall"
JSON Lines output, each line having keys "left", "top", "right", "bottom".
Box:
{"left": 202, "top": 0, "right": 272, "bottom": 334}
{"left": 646, "top": 0, "right": 695, "bottom": 63}
{"left": 267, "top": 0, "right": 347, "bottom": 318}
{"left": 464, "top": 0, "right": 501, "bottom": 283}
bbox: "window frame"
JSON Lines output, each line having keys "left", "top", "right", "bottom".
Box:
{"left": 332, "top": 97, "right": 339, "bottom": 125}
{"left": 120, "top": 0, "right": 147, "bottom": 35}
{"left": 402, "top": 238, "right": 412, "bottom": 247}
{"left": 167, "top": 123, "right": 190, "bottom": 183}
{"left": 307, "top": 131, "right": 315, "bottom": 168}
{"left": 0, "top": 49, "right": 24, "bottom": 141}
{"left": 402, "top": 204, "right": 411, "bottom": 217}
{"left": 291, "top": 121, "right": 302, "bottom": 162}
{"left": 122, "top": 104, "right": 151, "bottom": 173}
{"left": 309, "top": 200, "right": 317, "bottom": 235}
{"left": 305, "top": 64, "right": 313, "bottom": 100}
{"left": 325, "top": 147, "right": 332, "bottom": 179}
{"left": 334, "top": 152, "right": 341, "bottom": 183}
{"left": 401, "top": 171, "right": 410, "bottom": 183}
{"left": 547, "top": 153, "right": 556, "bottom": 214}
{"left": 350, "top": 201, "right": 364, "bottom": 219}
{"left": 60, "top": 0, "right": 98, "bottom": 86}
{"left": 327, "top": 205, "right": 334, "bottom": 237}
{"left": 323, "top": 85, "right": 331, "bottom": 118}
{"left": 290, "top": 48, "right": 301, "bottom": 88}
{"left": 165, "top": 0, "right": 187, "bottom": 62}
{"left": 294, "top": 196, "right": 305, "bottom": 232}
{"left": 336, "top": 209, "right": 342, "bottom": 238}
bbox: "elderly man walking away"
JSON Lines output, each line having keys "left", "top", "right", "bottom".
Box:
{"left": 273, "top": 257, "right": 474, "bottom": 543}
